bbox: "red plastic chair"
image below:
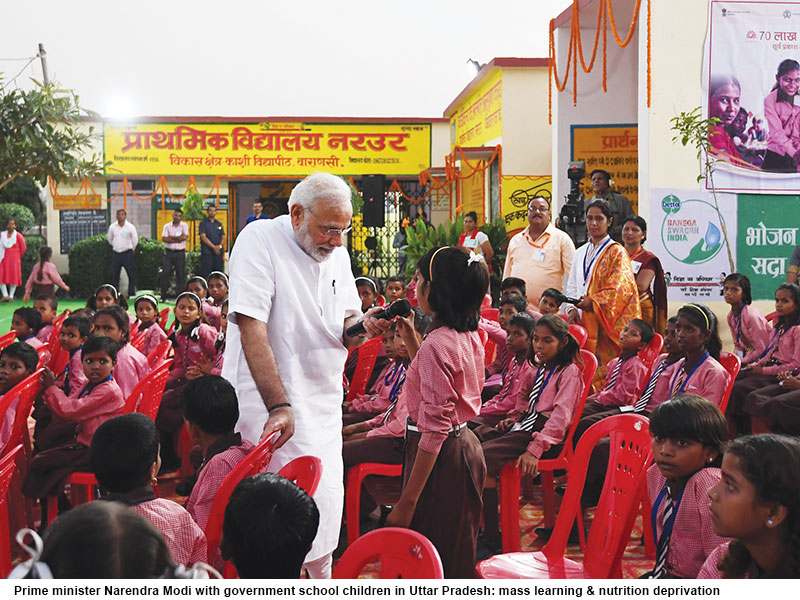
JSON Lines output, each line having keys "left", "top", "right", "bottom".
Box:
{"left": 481, "top": 294, "right": 493, "bottom": 309}
{"left": 478, "top": 413, "right": 652, "bottom": 579}
{"left": 146, "top": 338, "right": 172, "bottom": 368}
{"left": 0, "top": 444, "right": 23, "bottom": 577}
{"left": 333, "top": 527, "right": 444, "bottom": 579}
{"left": 375, "top": 295, "right": 386, "bottom": 307}
{"left": 0, "top": 331, "right": 17, "bottom": 352}
{"left": 122, "top": 359, "right": 173, "bottom": 420}
{"left": 157, "top": 308, "right": 171, "bottom": 331}
{"left": 204, "top": 431, "right": 280, "bottom": 563}
{"left": 568, "top": 323, "right": 588, "bottom": 349}
{"left": 498, "top": 350, "right": 598, "bottom": 552}
{"left": 345, "top": 462, "right": 403, "bottom": 545}
{"left": 130, "top": 327, "right": 146, "bottom": 352}
{"left": 718, "top": 351, "right": 741, "bottom": 414}
{"left": 639, "top": 333, "right": 665, "bottom": 372}
{"left": 765, "top": 311, "right": 778, "bottom": 324}
{"left": 481, "top": 307, "right": 499, "bottom": 322}
{"left": 345, "top": 336, "right": 383, "bottom": 403}
{"left": 35, "top": 344, "right": 50, "bottom": 369}
{"left": 0, "top": 370, "right": 44, "bottom": 531}
{"left": 45, "top": 312, "right": 68, "bottom": 365}
{"left": 276, "top": 455, "right": 322, "bottom": 496}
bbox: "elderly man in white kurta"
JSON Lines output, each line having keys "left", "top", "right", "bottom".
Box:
{"left": 223, "top": 172, "right": 388, "bottom": 578}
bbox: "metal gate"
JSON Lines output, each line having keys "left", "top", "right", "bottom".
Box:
{"left": 348, "top": 180, "right": 431, "bottom": 283}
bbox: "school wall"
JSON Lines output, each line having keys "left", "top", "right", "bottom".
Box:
{"left": 501, "top": 68, "right": 551, "bottom": 176}
{"left": 552, "top": 0, "right": 639, "bottom": 215}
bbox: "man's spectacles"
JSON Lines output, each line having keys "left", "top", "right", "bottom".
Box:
{"left": 307, "top": 207, "right": 352, "bottom": 237}
{"left": 527, "top": 204, "right": 550, "bottom": 213}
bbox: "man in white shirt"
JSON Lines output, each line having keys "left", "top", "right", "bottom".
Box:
{"left": 502, "top": 196, "right": 576, "bottom": 308}
{"left": 160, "top": 208, "right": 189, "bottom": 300}
{"left": 223, "top": 172, "right": 389, "bottom": 578}
{"left": 107, "top": 209, "right": 139, "bottom": 296}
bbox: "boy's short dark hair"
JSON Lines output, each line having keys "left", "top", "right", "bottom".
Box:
{"left": 34, "top": 295, "right": 58, "bottom": 311}
{"left": 222, "top": 473, "right": 320, "bottom": 578}
{"left": 70, "top": 308, "right": 95, "bottom": 321}
{"left": 629, "top": 318, "right": 655, "bottom": 345}
{"left": 500, "top": 277, "right": 527, "bottom": 297}
{"left": 62, "top": 316, "right": 92, "bottom": 339}
{"left": 509, "top": 312, "right": 536, "bottom": 335}
{"left": 180, "top": 375, "right": 239, "bottom": 435}
{"left": 386, "top": 275, "right": 405, "bottom": 286}
{"left": 83, "top": 335, "right": 119, "bottom": 361}
{"left": 499, "top": 294, "right": 528, "bottom": 314}
{"left": 90, "top": 414, "right": 159, "bottom": 493}
{"left": 14, "top": 307, "right": 42, "bottom": 332}
{"left": 0, "top": 342, "right": 38, "bottom": 372}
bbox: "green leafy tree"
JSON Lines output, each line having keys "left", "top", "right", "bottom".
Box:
{"left": 0, "top": 177, "right": 44, "bottom": 226}
{"left": 181, "top": 188, "right": 206, "bottom": 250}
{"left": 0, "top": 79, "right": 104, "bottom": 193}
{"left": 670, "top": 107, "right": 735, "bottom": 272}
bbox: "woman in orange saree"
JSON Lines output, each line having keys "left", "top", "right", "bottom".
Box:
{"left": 565, "top": 201, "right": 641, "bottom": 388}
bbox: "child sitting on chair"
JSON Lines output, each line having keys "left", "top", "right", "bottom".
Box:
{"left": 90, "top": 413, "right": 207, "bottom": 566}
{"left": 12, "top": 307, "right": 43, "bottom": 349}
{"left": 33, "top": 296, "right": 59, "bottom": 344}
{"left": 182, "top": 375, "right": 254, "bottom": 531}
{"left": 23, "top": 336, "right": 125, "bottom": 524}
{"left": 134, "top": 295, "right": 168, "bottom": 358}
{"left": 56, "top": 316, "right": 90, "bottom": 396}
{"left": 0, "top": 342, "right": 39, "bottom": 447}
{"left": 222, "top": 473, "right": 319, "bottom": 578}
{"left": 481, "top": 294, "right": 529, "bottom": 400}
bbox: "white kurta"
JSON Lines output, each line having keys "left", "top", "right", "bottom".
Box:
{"left": 222, "top": 215, "right": 361, "bottom": 563}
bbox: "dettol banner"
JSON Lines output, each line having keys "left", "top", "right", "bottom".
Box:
{"left": 648, "top": 189, "right": 738, "bottom": 302}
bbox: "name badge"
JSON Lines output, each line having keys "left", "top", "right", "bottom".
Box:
{"left": 121, "top": 231, "right": 129, "bottom": 238}
{"left": 533, "top": 248, "right": 546, "bottom": 262}
{"left": 734, "top": 348, "right": 744, "bottom": 359}
{"left": 619, "top": 405, "right": 636, "bottom": 413}
{"left": 631, "top": 260, "right": 642, "bottom": 274}
{"left": 463, "top": 237, "right": 478, "bottom": 249}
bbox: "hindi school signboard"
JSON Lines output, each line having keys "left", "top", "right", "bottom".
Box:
{"left": 499, "top": 175, "right": 552, "bottom": 236}
{"left": 571, "top": 124, "right": 639, "bottom": 212}
{"left": 103, "top": 122, "right": 431, "bottom": 177}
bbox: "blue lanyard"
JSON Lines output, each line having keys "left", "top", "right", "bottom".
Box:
{"left": 387, "top": 366, "right": 406, "bottom": 402}
{"left": 384, "top": 363, "right": 403, "bottom": 387}
{"left": 532, "top": 366, "right": 558, "bottom": 402}
{"left": 672, "top": 352, "right": 710, "bottom": 395}
{"left": 734, "top": 307, "right": 743, "bottom": 346}
{"left": 583, "top": 237, "right": 612, "bottom": 281}
{"left": 651, "top": 485, "right": 684, "bottom": 550}
{"left": 758, "top": 326, "right": 786, "bottom": 361}
{"left": 78, "top": 375, "right": 113, "bottom": 398}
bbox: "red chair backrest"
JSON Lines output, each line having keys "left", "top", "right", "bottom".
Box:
{"left": 481, "top": 294, "right": 492, "bottom": 309}
{"left": 332, "top": 527, "right": 444, "bottom": 579}
{"left": 764, "top": 311, "right": 778, "bottom": 324}
{"left": 204, "top": 432, "right": 279, "bottom": 562}
{"left": 346, "top": 336, "right": 383, "bottom": 403}
{"left": 146, "top": 339, "right": 172, "bottom": 368}
{"left": 130, "top": 324, "right": 146, "bottom": 351}
{"left": 481, "top": 308, "right": 499, "bottom": 322}
{"left": 35, "top": 344, "right": 50, "bottom": 369}
{"left": 639, "top": 333, "right": 664, "bottom": 371}
{"left": 568, "top": 323, "right": 589, "bottom": 349}
{"left": 47, "top": 319, "right": 69, "bottom": 374}
{"left": 0, "top": 369, "right": 44, "bottom": 457}
{"left": 122, "top": 359, "right": 172, "bottom": 417}
{"left": 157, "top": 308, "right": 171, "bottom": 331}
{"left": 276, "top": 456, "right": 322, "bottom": 496}
{"left": 544, "top": 414, "right": 652, "bottom": 578}
{"left": 0, "top": 331, "right": 16, "bottom": 352}
{"left": 0, "top": 444, "right": 23, "bottom": 577}
{"left": 376, "top": 295, "right": 386, "bottom": 307}
{"left": 718, "top": 351, "right": 741, "bottom": 414}
{"left": 46, "top": 312, "right": 68, "bottom": 350}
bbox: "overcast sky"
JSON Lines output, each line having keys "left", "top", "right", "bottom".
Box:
{"left": 2, "top": 0, "right": 572, "bottom": 119}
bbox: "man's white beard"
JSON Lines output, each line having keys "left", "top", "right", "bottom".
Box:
{"left": 295, "top": 221, "right": 335, "bottom": 263}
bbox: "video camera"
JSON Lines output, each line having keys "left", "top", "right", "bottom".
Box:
{"left": 558, "top": 161, "right": 588, "bottom": 246}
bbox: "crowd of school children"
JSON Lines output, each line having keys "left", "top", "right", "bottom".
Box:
{"left": 3, "top": 240, "right": 800, "bottom": 581}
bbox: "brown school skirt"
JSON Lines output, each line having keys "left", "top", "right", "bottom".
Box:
{"left": 403, "top": 426, "right": 485, "bottom": 579}
{"left": 742, "top": 384, "right": 800, "bottom": 435}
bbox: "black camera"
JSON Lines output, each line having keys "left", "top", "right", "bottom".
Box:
{"left": 558, "top": 161, "right": 587, "bottom": 246}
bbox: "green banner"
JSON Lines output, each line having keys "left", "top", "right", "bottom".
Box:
{"left": 736, "top": 194, "right": 799, "bottom": 300}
